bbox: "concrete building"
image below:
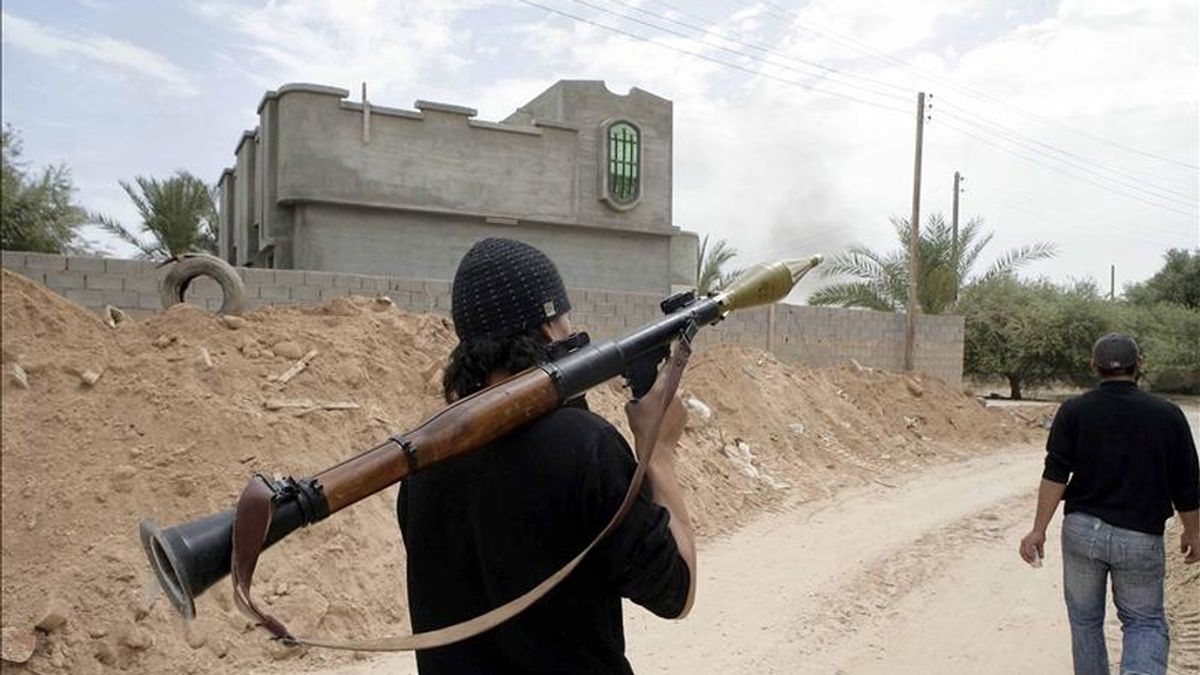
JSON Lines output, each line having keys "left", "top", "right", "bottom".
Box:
{"left": 217, "top": 81, "right": 698, "bottom": 294}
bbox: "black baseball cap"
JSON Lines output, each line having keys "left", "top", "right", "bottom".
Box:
{"left": 1092, "top": 333, "right": 1140, "bottom": 371}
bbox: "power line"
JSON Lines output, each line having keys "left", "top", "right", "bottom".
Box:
{"left": 519, "top": 0, "right": 1197, "bottom": 231}
{"left": 513, "top": 0, "right": 912, "bottom": 115}
{"left": 981, "top": 183, "right": 1199, "bottom": 242}
{"left": 599, "top": 0, "right": 912, "bottom": 96}
{"left": 938, "top": 116, "right": 1197, "bottom": 220}
{"left": 982, "top": 190, "right": 1194, "bottom": 249}
{"left": 562, "top": 0, "right": 911, "bottom": 106}
{"left": 935, "top": 116, "right": 1199, "bottom": 219}
{"left": 747, "top": 0, "right": 1200, "bottom": 172}
{"left": 938, "top": 99, "right": 1199, "bottom": 196}
{"left": 937, "top": 109, "right": 1199, "bottom": 211}
{"left": 680, "top": 0, "right": 1198, "bottom": 195}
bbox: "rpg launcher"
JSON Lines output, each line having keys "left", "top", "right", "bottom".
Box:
{"left": 139, "top": 256, "right": 822, "bottom": 621}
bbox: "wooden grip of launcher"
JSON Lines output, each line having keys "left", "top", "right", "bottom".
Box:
{"left": 314, "top": 368, "right": 561, "bottom": 514}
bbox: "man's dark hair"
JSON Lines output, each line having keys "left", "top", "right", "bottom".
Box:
{"left": 443, "top": 237, "right": 570, "bottom": 402}
{"left": 1096, "top": 363, "right": 1138, "bottom": 378}
{"left": 442, "top": 331, "right": 549, "bottom": 403}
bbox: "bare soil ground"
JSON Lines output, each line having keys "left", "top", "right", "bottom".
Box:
{"left": 1, "top": 268, "right": 1195, "bottom": 674}
{"left": 312, "top": 444, "right": 1198, "bottom": 675}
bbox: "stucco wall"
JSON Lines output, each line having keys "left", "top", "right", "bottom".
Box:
{"left": 274, "top": 89, "right": 584, "bottom": 225}
{"left": 219, "top": 81, "right": 681, "bottom": 295}
{"left": 292, "top": 204, "right": 671, "bottom": 293}
{"left": 507, "top": 81, "right": 673, "bottom": 232}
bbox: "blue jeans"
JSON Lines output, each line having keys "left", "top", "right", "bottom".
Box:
{"left": 1062, "top": 512, "right": 1169, "bottom": 675}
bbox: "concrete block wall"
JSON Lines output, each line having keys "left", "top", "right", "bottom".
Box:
{"left": 695, "top": 305, "right": 964, "bottom": 386}
{"left": 2, "top": 252, "right": 964, "bottom": 385}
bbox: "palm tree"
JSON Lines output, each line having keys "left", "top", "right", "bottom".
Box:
{"left": 696, "top": 234, "right": 742, "bottom": 295}
{"left": 97, "top": 171, "right": 218, "bottom": 259}
{"left": 809, "top": 213, "right": 1056, "bottom": 314}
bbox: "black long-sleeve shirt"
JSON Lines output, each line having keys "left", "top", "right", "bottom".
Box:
{"left": 1043, "top": 380, "right": 1200, "bottom": 535}
{"left": 398, "top": 403, "right": 690, "bottom": 675}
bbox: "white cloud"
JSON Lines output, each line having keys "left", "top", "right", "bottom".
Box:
{"left": 193, "top": 0, "right": 486, "bottom": 102}
{"left": 788, "top": 0, "right": 982, "bottom": 53}
{"left": 0, "top": 11, "right": 198, "bottom": 96}
{"left": 952, "top": 0, "right": 1197, "bottom": 115}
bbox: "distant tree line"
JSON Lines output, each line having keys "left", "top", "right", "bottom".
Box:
{"left": 960, "top": 253, "right": 1199, "bottom": 397}
{"left": 809, "top": 213, "right": 1198, "bottom": 397}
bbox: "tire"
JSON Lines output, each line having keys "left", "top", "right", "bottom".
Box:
{"left": 159, "top": 254, "right": 246, "bottom": 315}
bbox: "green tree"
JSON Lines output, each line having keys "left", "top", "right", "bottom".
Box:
{"left": 1111, "top": 300, "right": 1200, "bottom": 393}
{"left": 1, "top": 125, "right": 90, "bottom": 253}
{"left": 97, "top": 171, "right": 218, "bottom": 259}
{"left": 696, "top": 234, "right": 741, "bottom": 295}
{"left": 963, "top": 274, "right": 1200, "bottom": 397}
{"left": 810, "top": 213, "right": 1056, "bottom": 314}
{"left": 1123, "top": 248, "right": 1200, "bottom": 309}
{"left": 961, "top": 277, "right": 1109, "bottom": 399}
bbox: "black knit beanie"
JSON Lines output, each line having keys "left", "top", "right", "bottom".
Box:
{"left": 451, "top": 238, "right": 572, "bottom": 340}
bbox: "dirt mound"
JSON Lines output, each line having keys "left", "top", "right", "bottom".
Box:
{"left": 583, "top": 347, "right": 1036, "bottom": 538}
{"left": 0, "top": 269, "right": 114, "bottom": 367}
{"left": 2, "top": 269, "right": 1035, "bottom": 674}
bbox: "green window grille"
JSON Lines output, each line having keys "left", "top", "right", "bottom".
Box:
{"left": 607, "top": 122, "right": 640, "bottom": 204}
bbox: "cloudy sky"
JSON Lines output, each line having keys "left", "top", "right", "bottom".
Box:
{"left": 2, "top": 0, "right": 1196, "bottom": 295}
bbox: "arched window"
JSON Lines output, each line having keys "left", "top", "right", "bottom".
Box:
{"left": 606, "top": 121, "right": 640, "bottom": 205}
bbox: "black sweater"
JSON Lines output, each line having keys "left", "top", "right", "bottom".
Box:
{"left": 398, "top": 405, "right": 690, "bottom": 675}
{"left": 1043, "top": 380, "right": 1199, "bottom": 535}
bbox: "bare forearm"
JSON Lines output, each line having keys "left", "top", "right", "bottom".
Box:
{"left": 646, "top": 458, "right": 697, "bottom": 618}
{"left": 1033, "top": 479, "right": 1067, "bottom": 533}
{"left": 1180, "top": 510, "right": 1199, "bottom": 534}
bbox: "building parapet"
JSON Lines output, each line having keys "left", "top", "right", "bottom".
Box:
{"left": 338, "top": 101, "right": 424, "bottom": 120}
{"left": 414, "top": 100, "right": 477, "bottom": 117}
{"left": 466, "top": 119, "right": 543, "bottom": 136}
{"left": 233, "top": 130, "right": 256, "bottom": 155}
{"left": 257, "top": 83, "right": 350, "bottom": 113}
{"left": 532, "top": 118, "right": 581, "bottom": 132}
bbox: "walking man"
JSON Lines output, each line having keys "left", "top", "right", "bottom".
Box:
{"left": 1020, "top": 333, "right": 1199, "bottom": 675}
{"left": 399, "top": 238, "right": 696, "bottom": 674}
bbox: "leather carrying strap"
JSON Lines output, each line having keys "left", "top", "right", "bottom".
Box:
{"left": 230, "top": 339, "right": 693, "bottom": 652}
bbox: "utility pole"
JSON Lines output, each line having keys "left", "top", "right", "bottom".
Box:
{"left": 952, "top": 171, "right": 962, "bottom": 303}
{"left": 1110, "top": 264, "right": 1116, "bottom": 300}
{"left": 905, "top": 92, "right": 927, "bottom": 372}
{"left": 361, "top": 82, "right": 371, "bottom": 144}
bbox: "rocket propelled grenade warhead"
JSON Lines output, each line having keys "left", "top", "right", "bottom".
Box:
{"left": 714, "top": 254, "right": 824, "bottom": 314}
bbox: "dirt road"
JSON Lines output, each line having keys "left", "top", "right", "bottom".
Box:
{"left": 309, "top": 446, "right": 1096, "bottom": 675}
{"left": 306, "top": 402, "right": 1200, "bottom": 675}
{"left": 622, "top": 447, "right": 1071, "bottom": 674}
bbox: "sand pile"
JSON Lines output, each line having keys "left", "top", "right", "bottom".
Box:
{"left": 2, "top": 268, "right": 1034, "bottom": 674}
{"left": 582, "top": 346, "right": 1036, "bottom": 538}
